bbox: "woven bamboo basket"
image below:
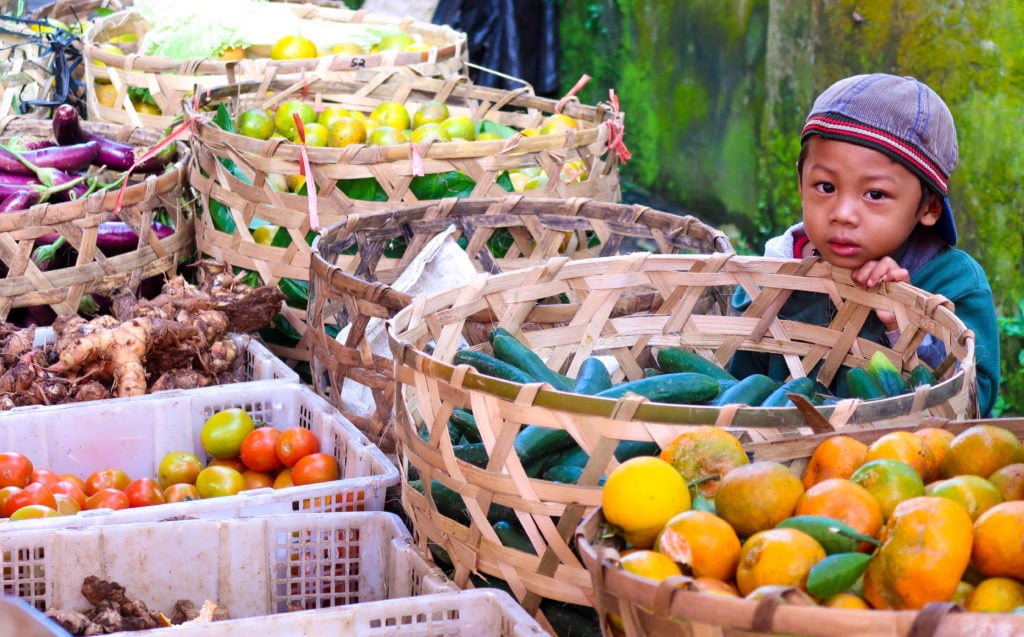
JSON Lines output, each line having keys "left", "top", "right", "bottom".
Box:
{"left": 29, "top": 0, "right": 130, "bottom": 22}
{"left": 188, "top": 73, "right": 625, "bottom": 366}
{"left": 575, "top": 417, "right": 1024, "bottom": 637}
{"left": 307, "top": 195, "right": 734, "bottom": 458}
{"left": 0, "top": 15, "right": 62, "bottom": 117}
{"left": 80, "top": 3, "right": 467, "bottom": 128}
{"left": 384, "top": 253, "right": 976, "bottom": 630}
{"left": 0, "top": 116, "right": 194, "bottom": 321}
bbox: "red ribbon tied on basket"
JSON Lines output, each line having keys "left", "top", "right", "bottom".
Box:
{"left": 111, "top": 107, "right": 197, "bottom": 216}
{"left": 292, "top": 111, "right": 320, "bottom": 231}
{"left": 409, "top": 142, "right": 425, "bottom": 177}
{"left": 555, "top": 74, "right": 591, "bottom": 114}
{"left": 606, "top": 89, "right": 631, "bottom": 165}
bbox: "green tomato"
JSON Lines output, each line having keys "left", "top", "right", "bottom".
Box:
{"left": 200, "top": 408, "right": 255, "bottom": 460}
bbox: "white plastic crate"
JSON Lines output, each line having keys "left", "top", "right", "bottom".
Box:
{"left": 0, "top": 512, "right": 456, "bottom": 628}
{"left": 136, "top": 589, "right": 549, "bottom": 636}
{"left": 0, "top": 382, "right": 399, "bottom": 531}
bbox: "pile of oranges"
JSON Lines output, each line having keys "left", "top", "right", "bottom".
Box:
{"left": 600, "top": 424, "right": 1024, "bottom": 614}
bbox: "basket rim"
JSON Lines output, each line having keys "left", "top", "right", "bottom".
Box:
{"left": 83, "top": 5, "right": 467, "bottom": 75}
{"left": 386, "top": 252, "right": 977, "bottom": 428}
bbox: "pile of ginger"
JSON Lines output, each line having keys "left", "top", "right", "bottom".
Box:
{"left": 0, "top": 260, "right": 285, "bottom": 408}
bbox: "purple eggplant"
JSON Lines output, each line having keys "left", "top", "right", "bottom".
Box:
{"left": 11, "top": 137, "right": 57, "bottom": 152}
{"left": 0, "top": 189, "right": 42, "bottom": 213}
{"left": 0, "top": 141, "right": 101, "bottom": 176}
{"left": 92, "top": 220, "right": 176, "bottom": 254}
{"left": 52, "top": 104, "right": 177, "bottom": 174}
{"left": 0, "top": 169, "right": 89, "bottom": 202}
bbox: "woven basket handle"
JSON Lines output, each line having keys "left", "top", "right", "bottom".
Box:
{"left": 908, "top": 602, "right": 963, "bottom": 637}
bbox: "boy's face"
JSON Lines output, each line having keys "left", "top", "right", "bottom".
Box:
{"left": 799, "top": 136, "right": 942, "bottom": 270}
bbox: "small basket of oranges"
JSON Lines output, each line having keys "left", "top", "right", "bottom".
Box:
{"left": 81, "top": 0, "right": 468, "bottom": 128}
{"left": 186, "top": 73, "right": 626, "bottom": 366}
{"left": 576, "top": 417, "right": 1024, "bottom": 636}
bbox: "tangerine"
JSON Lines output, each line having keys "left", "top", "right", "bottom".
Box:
{"left": 988, "top": 463, "right": 1024, "bottom": 501}
{"left": 734, "top": 528, "right": 826, "bottom": 596}
{"left": 270, "top": 35, "right": 318, "bottom": 60}
{"left": 861, "top": 496, "right": 973, "bottom": 610}
{"left": 940, "top": 424, "right": 1024, "bottom": 479}
{"left": 972, "top": 500, "right": 1024, "bottom": 580}
{"left": 801, "top": 435, "right": 868, "bottom": 488}
{"left": 658, "top": 426, "right": 749, "bottom": 498}
{"left": 655, "top": 509, "right": 741, "bottom": 581}
{"left": 849, "top": 458, "right": 925, "bottom": 521}
{"left": 864, "top": 431, "right": 937, "bottom": 482}
{"left": 714, "top": 461, "right": 803, "bottom": 538}
{"left": 327, "top": 117, "right": 368, "bottom": 148}
{"left": 794, "top": 478, "right": 883, "bottom": 551}
{"left": 924, "top": 474, "right": 1003, "bottom": 521}
{"left": 963, "top": 577, "right": 1024, "bottom": 613}
{"left": 914, "top": 427, "right": 956, "bottom": 469}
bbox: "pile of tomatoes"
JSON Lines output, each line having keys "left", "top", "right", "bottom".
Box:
{"left": 0, "top": 408, "right": 340, "bottom": 521}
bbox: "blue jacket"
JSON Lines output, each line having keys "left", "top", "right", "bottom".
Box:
{"left": 730, "top": 226, "right": 1000, "bottom": 417}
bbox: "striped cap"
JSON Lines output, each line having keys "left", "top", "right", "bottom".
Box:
{"left": 801, "top": 74, "right": 958, "bottom": 245}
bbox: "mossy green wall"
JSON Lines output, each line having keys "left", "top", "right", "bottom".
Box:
{"left": 560, "top": 0, "right": 1024, "bottom": 407}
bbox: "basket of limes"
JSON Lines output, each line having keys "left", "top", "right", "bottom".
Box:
{"left": 576, "top": 417, "right": 1024, "bottom": 636}
{"left": 81, "top": 0, "right": 468, "bottom": 128}
{"left": 186, "top": 73, "right": 627, "bottom": 366}
{"left": 383, "top": 252, "right": 975, "bottom": 632}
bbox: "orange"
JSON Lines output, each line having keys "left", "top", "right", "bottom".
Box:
{"left": 987, "top": 463, "right": 1024, "bottom": 501}
{"left": 861, "top": 496, "right": 973, "bottom": 610}
{"left": 734, "top": 528, "right": 826, "bottom": 596}
{"left": 914, "top": 427, "right": 956, "bottom": 469}
{"left": 801, "top": 435, "right": 868, "bottom": 488}
{"left": 972, "top": 500, "right": 1024, "bottom": 580}
{"left": 924, "top": 474, "right": 1003, "bottom": 521}
{"left": 619, "top": 549, "right": 684, "bottom": 581}
{"left": 849, "top": 458, "right": 925, "bottom": 521}
{"left": 367, "top": 126, "right": 409, "bottom": 146}
{"left": 602, "top": 456, "right": 691, "bottom": 548}
{"left": 655, "top": 510, "right": 741, "bottom": 581}
{"left": 440, "top": 114, "right": 476, "bottom": 141}
{"left": 794, "top": 478, "right": 883, "bottom": 551}
{"left": 274, "top": 100, "right": 316, "bottom": 140}
{"left": 864, "top": 431, "right": 937, "bottom": 482}
{"left": 238, "top": 108, "right": 275, "bottom": 140}
{"left": 539, "top": 113, "right": 580, "bottom": 135}
{"left": 690, "top": 577, "right": 740, "bottom": 598}
{"left": 412, "top": 99, "right": 450, "bottom": 128}
{"left": 370, "top": 101, "right": 411, "bottom": 131}
{"left": 409, "top": 123, "right": 451, "bottom": 144}
{"left": 658, "top": 426, "right": 749, "bottom": 498}
{"left": 270, "top": 35, "right": 318, "bottom": 60}
{"left": 823, "top": 592, "right": 871, "bottom": 609}
{"left": 714, "top": 461, "right": 804, "bottom": 538}
{"left": 327, "top": 117, "right": 368, "bottom": 148}
{"left": 940, "top": 424, "right": 1024, "bottom": 479}
{"left": 95, "top": 83, "right": 118, "bottom": 108}
{"left": 963, "top": 577, "right": 1024, "bottom": 613}
{"left": 316, "top": 106, "right": 352, "bottom": 131}
{"left": 376, "top": 32, "right": 416, "bottom": 52}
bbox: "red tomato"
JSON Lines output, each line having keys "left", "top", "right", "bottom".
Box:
{"left": 53, "top": 493, "right": 82, "bottom": 516}
{"left": 209, "top": 457, "right": 248, "bottom": 474}
{"left": 157, "top": 451, "right": 203, "bottom": 489}
{"left": 240, "top": 427, "right": 283, "bottom": 473}
{"left": 84, "top": 488, "right": 130, "bottom": 511}
{"left": 59, "top": 474, "right": 89, "bottom": 493}
{"left": 272, "top": 468, "right": 294, "bottom": 489}
{"left": 0, "top": 452, "right": 33, "bottom": 488}
{"left": 0, "top": 486, "right": 21, "bottom": 515}
{"left": 123, "top": 477, "right": 166, "bottom": 508}
{"left": 50, "top": 480, "right": 87, "bottom": 509}
{"left": 85, "top": 468, "right": 131, "bottom": 496}
{"left": 30, "top": 468, "right": 61, "bottom": 489}
{"left": 6, "top": 482, "right": 57, "bottom": 517}
{"left": 291, "top": 453, "right": 340, "bottom": 486}
{"left": 10, "top": 504, "right": 60, "bottom": 520}
{"left": 275, "top": 427, "right": 319, "bottom": 468}
{"left": 241, "top": 470, "right": 274, "bottom": 491}
{"left": 164, "top": 483, "right": 200, "bottom": 503}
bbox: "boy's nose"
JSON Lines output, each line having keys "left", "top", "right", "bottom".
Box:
{"left": 829, "top": 197, "right": 859, "bottom": 224}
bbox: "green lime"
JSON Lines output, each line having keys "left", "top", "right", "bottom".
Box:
{"left": 238, "top": 108, "right": 275, "bottom": 140}
{"left": 274, "top": 100, "right": 316, "bottom": 139}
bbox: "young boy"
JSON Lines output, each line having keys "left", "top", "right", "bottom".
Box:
{"left": 730, "top": 73, "right": 1000, "bottom": 416}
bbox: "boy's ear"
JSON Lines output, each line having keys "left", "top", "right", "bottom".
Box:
{"left": 918, "top": 193, "right": 944, "bottom": 227}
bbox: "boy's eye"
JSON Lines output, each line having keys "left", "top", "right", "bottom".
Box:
{"left": 866, "top": 190, "right": 887, "bottom": 201}
{"left": 815, "top": 182, "right": 835, "bottom": 194}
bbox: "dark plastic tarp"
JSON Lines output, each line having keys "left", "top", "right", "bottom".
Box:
{"left": 433, "top": 0, "right": 559, "bottom": 97}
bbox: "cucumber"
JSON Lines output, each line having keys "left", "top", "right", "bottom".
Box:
{"left": 845, "top": 367, "right": 887, "bottom": 400}
{"left": 643, "top": 367, "right": 661, "bottom": 378}
{"left": 760, "top": 376, "right": 817, "bottom": 407}
{"left": 867, "top": 351, "right": 910, "bottom": 397}
{"left": 453, "top": 348, "right": 538, "bottom": 384}
{"left": 489, "top": 326, "right": 516, "bottom": 344}
{"left": 614, "top": 440, "right": 661, "bottom": 461}
{"left": 557, "top": 445, "right": 591, "bottom": 468}
{"left": 493, "top": 520, "right": 536, "bottom": 554}
{"left": 574, "top": 357, "right": 613, "bottom": 395}
{"left": 656, "top": 347, "right": 737, "bottom": 382}
{"left": 542, "top": 464, "right": 606, "bottom": 486}
{"left": 908, "top": 363, "right": 938, "bottom": 388}
{"left": 452, "top": 442, "right": 489, "bottom": 468}
{"left": 540, "top": 601, "right": 602, "bottom": 637}
{"left": 514, "top": 425, "right": 578, "bottom": 468}
{"left": 595, "top": 372, "right": 720, "bottom": 404}
{"left": 711, "top": 373, "right": 779, "bottom": 407}
{"left": 492, "top": 334, "right": 575, "bottom": 392}
{"left": 409, "top": 479, "right": 468, "bottom": 525}
{"left": 449, "top": 408, "right": 481, "bottom": 443}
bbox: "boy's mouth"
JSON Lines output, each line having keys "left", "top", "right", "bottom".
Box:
{"left": 827, "top": 238, "right": 860, "bottom": 257}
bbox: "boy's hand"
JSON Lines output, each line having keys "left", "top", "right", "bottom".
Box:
{"left": 852, "top": 257, "right": 909, "bottom": 331}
